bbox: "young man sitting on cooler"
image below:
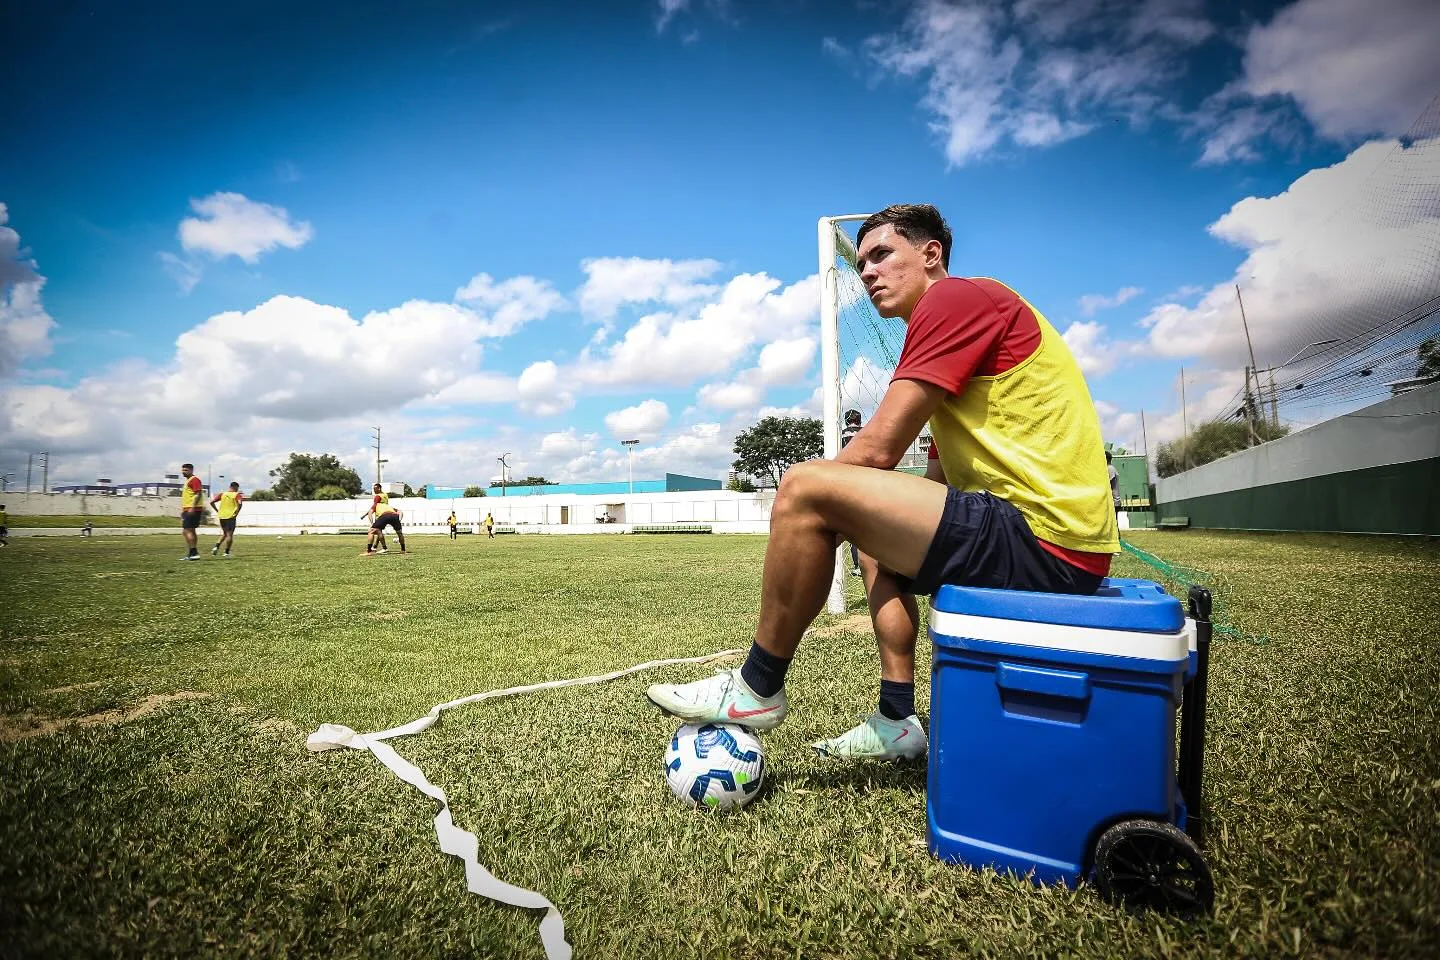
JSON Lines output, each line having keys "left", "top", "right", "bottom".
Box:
{"left": 648, "top": 203, "right": 1118, "bottom": 760}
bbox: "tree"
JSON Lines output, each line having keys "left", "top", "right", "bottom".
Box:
{"left": 248, "top": 488, "right": 277, "bottom": 501}
{"left": 268, "top": 453, "right": 363, "bottom": 500}
{"left": 463, "top": 485, "right": 486, "bottom": 497}
{"left": 495, "top": 476, "right": 555, "bottom": 488}
{"left": 726, "top": 475, "right": 756, "bottom": 493}
{"left": 312, "top": 484, "right": 352, "bottom": 500}
{"left": 1418, "top": 338, "right": 1440, "bottom": 379}
{"left": 1155, "top": 419, "right": 1290, "bottom": 477}
{"left": 402, "top": 483, "right": 416, "bottom": 497}
{"left": 732, "top": 416, "right": 823, "bottom": 489}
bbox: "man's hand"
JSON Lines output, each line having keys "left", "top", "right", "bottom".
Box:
{"left": 836, "top": 379, "right": 948, "bottom": 470}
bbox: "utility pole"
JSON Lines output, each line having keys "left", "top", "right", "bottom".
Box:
{"left": 371, "top": 426, "right": 382, "bottom": 489}
{"left": 621, "top": 439, "right": 639, "bottom": 494}
{"left": 498, "top": 453, "right": 510, "bottom": 496}
{"left": 1236, "top": 285, "right": 1260, "bottom": 445}
{"left": 1179, "top": 367, "right": 1189, "bottom": 472}
{"left": 1266, "top": 366, "right": 1279, "bottom": 428}
{"left": 38, "top": 452, "right": 49, "bottom": 494}
{"left": 27, "top": 453, "right": 33, "bottom": 493}
{"left": 1140, "top": 409, "right": 1150, "bottom": 466}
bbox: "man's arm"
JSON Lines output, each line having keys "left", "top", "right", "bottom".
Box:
{"left": 835, "top": 379, "right": 948, "bottom": 470}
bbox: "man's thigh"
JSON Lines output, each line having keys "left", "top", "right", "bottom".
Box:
{"left": 788, "top": 461, "right": 948, "bottom": 580}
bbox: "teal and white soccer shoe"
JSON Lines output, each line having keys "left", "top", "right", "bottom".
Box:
{"left": 646, "top": 668, "right": 789, "bottom": 732}
{"left": 813, "top": 711, "right": 927, "bottom": 760}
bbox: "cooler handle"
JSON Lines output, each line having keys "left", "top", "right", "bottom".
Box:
{"left": 995, "top": 662, "right": 1091, "bottom": 701}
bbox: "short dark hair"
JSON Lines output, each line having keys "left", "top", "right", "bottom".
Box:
{"left": 181, "top": 462, "right": 194, "bottom": 470}
{"left": 857, "top": 204, "right": 952, "bottom": 271}
{"left": 844, "top": 409, "right": 862, "bottom": 425}
{"left": 229, "top": 481, "right": 240, "bottom": 490}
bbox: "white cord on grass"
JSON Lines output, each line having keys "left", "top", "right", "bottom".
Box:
{"left": 306, "top": 648, "right": 745, "bottom": 960}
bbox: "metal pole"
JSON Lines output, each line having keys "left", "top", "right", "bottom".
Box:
{"left": 1179, "top": 368, "right": 1189, "bottom": 471}
{"left": 40, "top": 452, "right": 48, "bottom": 494}
{"left": 27, "top": 453, "right": 33, "bottom": 493}
{"left": 1235, "top": 286, "right": 1261, "bottom": 444}
{"left": 1266, "top": 366, "right": 1279, "bottom": 428}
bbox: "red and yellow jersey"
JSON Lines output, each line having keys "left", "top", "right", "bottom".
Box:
{"left": 895, "top": 277, "right": 1118, "bottom": 562}
{"left": 181, "top": 476, "right": 204, "bottom": 511}
{"left": 371, "top": 492, "right": 397, "bottom": 517}
{"left": 213, "top": 490, "right": 243, "bottom": 520}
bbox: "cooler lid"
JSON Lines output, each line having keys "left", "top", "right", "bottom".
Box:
{"left": 930, "top": 577, "right": 1184, "bottom": 633}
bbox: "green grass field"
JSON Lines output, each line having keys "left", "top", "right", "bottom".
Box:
{"left": 2, "top": 530, "right": 1437, "bottom": 958}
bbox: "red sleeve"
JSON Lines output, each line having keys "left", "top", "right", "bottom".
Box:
{"left": 188, "top": 477, "right": 202, "bottom": 493}
{"left": 928, "top": 441, "right": 940, "bottom": 460}
{"left": 892, "top": 279, "right": 1007, "bottom": 394}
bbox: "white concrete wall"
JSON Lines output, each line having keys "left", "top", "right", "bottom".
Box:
{"left": 1157, "top": 382, "right": 1440, "bottom": 502}
{"left": 232, "top": 489, "right": 778, "bottom": 534}
{"left": 0, "top": 492, "right": 180, "bottom": 517}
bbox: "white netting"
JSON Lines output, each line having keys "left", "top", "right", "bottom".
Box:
{"left": 830, "top": 222, "right": 908, "bottom": 425}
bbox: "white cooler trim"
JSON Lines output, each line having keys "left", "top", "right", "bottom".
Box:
{"left": 929, "top": 609, "right": 1189, "bottom": 662}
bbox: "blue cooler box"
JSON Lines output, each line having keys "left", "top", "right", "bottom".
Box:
{"left": 927, "top": 578, "right": 1194, "bottom": 886}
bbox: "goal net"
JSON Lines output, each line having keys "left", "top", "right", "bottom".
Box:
{"left": 818, "top": 215, "right": 911, "bottom": 612}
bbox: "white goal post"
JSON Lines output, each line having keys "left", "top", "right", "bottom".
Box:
{"left": 818, "top": 213, "right": 915, "bottom": 614}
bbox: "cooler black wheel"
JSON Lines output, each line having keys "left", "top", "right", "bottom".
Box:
{"left": 1094, "top": 819, "right": 1214, "bottom": 918}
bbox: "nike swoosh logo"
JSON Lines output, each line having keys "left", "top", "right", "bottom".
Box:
{"left": 727, "top": 703, "right": 780, "bottom": 720}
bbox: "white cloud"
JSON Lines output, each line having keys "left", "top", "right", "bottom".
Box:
{"left": 577, "top": 256, "right": 722, "bottom": 320}
{"left": 0, "top": 204, "right": 57, "bottom": 377}
{"left": 697, "top": 380, "right": 763, "bottom": 411}
{"left": 454, "top": 272, "right": 568, "bottom": 337}
{"left": 516, "top": 360, "right": 574, "bottom": 417}
{"left": 1077, "top": 285, "right": 1142, "bottom": 316}
{"left": 158, "top": 252, "right": 203, "bottom": 294}
{"left": 1138, "top": 135, "right": 1440, "bottom": 372}
{"left": 861, "top": 0, "right": 1214, "bottom": 166}
{"left": 1240, "top": 0, "right": 1440, "bottom": 141}
{"left": 574, "top": 272, "right": 817, "bottom": 389}
{"left": 177, "top": 192, "right": 313, "bottom": 263}
{"left": 655, "top": 0, "right": 690, "bottom": 33}
{"left": 1060, "top": 320, "right": 1121, "bottom": 377}
{"left": 697, "top": 336, "right": 817, "bottom": 412}
{"left": 604, "top": 398, "right": 670, "bottom": 440}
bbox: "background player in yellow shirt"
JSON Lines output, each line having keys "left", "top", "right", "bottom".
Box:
{"left": 447, "top": 509, "right": 458, "bottom": 540}
{"left": 209, "top": 481, "right": 244, "bottom": 557}
{"left": 178, "top": 463, "right": 205, "bottom": 560}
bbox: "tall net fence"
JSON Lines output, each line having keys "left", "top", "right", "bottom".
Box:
{"left": 1205, "top": 95, "right": 1440, "bottom": 434}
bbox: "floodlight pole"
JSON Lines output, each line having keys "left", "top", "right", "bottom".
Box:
{"left": 498, "top": 453, "right": 510, "bottom": 496}
{"left": 371, "top": 426, "right": 382, "bottom": 488}
{"left": 621, "top": 439, "right": 639, "bottom": 493}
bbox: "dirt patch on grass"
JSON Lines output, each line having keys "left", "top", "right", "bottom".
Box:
{"left": 0, "top": 692, "right": 210, "bottom": 743}
{"left": 808, "top": 613, "right": 872, "bottom": 639}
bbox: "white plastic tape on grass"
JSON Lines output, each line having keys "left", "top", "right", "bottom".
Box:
{"left": 306, "top": 649, "right": 744, "bottom": 960}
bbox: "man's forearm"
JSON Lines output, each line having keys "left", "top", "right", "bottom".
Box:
{"left": 835, "top": 435, "right": 902, "bottom": 470}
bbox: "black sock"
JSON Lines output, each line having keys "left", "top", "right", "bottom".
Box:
{"left": 878, "top": 680, "right": 915, "bottom": 720}
{"left": 739, "top": 643, "right": 791, "bottom": 699}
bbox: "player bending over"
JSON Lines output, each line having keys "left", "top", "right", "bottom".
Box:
{"left": 210, "top": 481, "right": 244, "bottom": 557}
{"left": 648, "top": 204, "right": 1118, "bottom": 760}
{"left": 364, "top": 484, "right": 408, "bottom": 555}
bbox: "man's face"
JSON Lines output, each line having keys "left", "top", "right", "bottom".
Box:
{"left": 856, "top": 225, "right": 941, "bottom": 320}
{"left": 180, "top": 465, "right": 192, "bottom": 478}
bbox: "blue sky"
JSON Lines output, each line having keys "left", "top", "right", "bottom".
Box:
{"left": 2, "top": 0, "right": 1438, "bottom": 490}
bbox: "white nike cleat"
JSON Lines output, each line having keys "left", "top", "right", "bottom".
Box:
{"left": 211, "top": 545, "right": 219, "bottom": 556}
{"left": 813, "top": 711, "right": 927, "bottom": 760}
{"left": 646, "top": 668, "right": 788, "bottom": 732}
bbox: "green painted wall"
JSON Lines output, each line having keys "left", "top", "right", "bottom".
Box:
{"left": 1157, "top": 457, "right": 1439, "bottom": 534}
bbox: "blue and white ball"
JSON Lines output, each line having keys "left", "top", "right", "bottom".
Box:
{"left": 665, "top": 722, "right": 766, "bottom": 811}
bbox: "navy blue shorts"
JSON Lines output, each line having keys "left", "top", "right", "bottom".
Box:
{"left": 896, "top": 489, "right": 1104, "bottom": 597}
{"left": 181, "top": 511, "right": 203, "bottom": 530}
{"left": 219, "top": 518, "right": 237, "bottom": 533}
{"left": 372, "top": 513, "right": 402, "bottom": 533}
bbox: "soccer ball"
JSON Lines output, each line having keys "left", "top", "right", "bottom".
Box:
{"left": 664, "top": 722, "right": 766, "bottom": 811}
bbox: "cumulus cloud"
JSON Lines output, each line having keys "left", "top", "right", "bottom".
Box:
{"left": 1240, "top": 0, "right": 1440, "bottom": 141}
{"left": 574, "top": 271, "right": 817, "bottom": 390}
{"left": 1077, "top": 285, "right": 1142, "bottom": 316}
{"left": 1060, "top": 320, "right": 1123, "bottom": 377}
{"left": 577, "top": 256, "right": 722, "bottom": 320}
{"left": 178, "top": 192, "right": 313, "bottom": 263}
{"left": 454, "top": 272, "right": 568, "bottom": 337}
{"left": 1138, "top": 135, "right": 1440, "bottom": 371}
{"left": 0, "top": 204, "right": 57, "bottom": 377}
{"left": 697, "top": 336, "right": 817, "bottom": 412}
{"left": 516, "top": 360, "right": 575, "bottom": 417}
{"left": 859, "top": 0, "right": 1215, "bottom": 166}
{"left": 604, "top": 398, "right": 670, "bottom": 440}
